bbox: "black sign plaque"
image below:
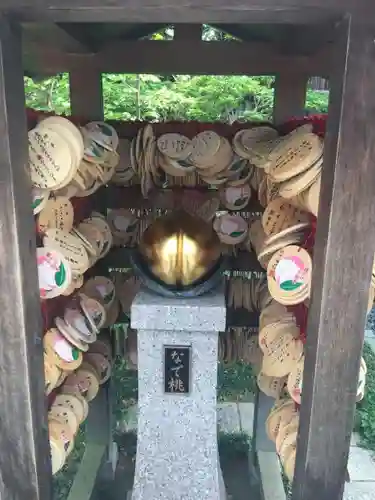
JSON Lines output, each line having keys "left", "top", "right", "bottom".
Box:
{"left": 164, "top": 345, "right": 191, "bottom": 394}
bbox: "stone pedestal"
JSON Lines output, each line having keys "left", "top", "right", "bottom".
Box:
{"left": 130, "top": 289, "right": 227, "bottom": 500}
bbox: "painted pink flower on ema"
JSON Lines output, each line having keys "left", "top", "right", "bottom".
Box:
{"left": 275, "top": 255, "right": 305, "bottom": 292}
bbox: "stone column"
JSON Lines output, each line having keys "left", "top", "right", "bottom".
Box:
{"left": 130, "top": 289, "right": 227, "bottom": 500}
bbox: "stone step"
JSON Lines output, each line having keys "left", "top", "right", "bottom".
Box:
{"left": 347, "top": 447, "right": 375, "bottom": 482}
{"left": 238, "top": 402, "right": 255, "bottom": 437}
{"left": 258, "top": 451, "right": 286, "bottom": 500}
{"left": 217, "top": 403, "right": 241, "bottom": 434}
{"left": 344, "top": 481, "right": 375, "bottom": 500}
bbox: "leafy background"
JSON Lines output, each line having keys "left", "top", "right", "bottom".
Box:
{"left": 24, "top": 73, "right": 329, "bottom": 123}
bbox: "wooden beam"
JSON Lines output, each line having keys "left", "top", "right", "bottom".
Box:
{"left": 0, "top": 17, "right": 51, "bottom": 500}
{"left": 213, "top": 22, "right": 336, "bottom": 56}
{"left": 174, "top": 24, "right": 202, "bottom": 41}
{"left": 0, "top": 1, "right": 373, "bottom": 23}
{"left": 292, "top": 16, "right": 375, "bottom": 500}
{"left": 55, "top": 23, "right": 100, "bottom": 51}
{"left": 273, "top": 72, "right": 308, "bottom": 124}
{"left": 22, "top": 40, "right": 333, "bottom": 77}
{"left": 69, "top": 68, "right": 104, "bottom": 121}
{"left": 21, "top": 22, "right": 89, "bottom": 53}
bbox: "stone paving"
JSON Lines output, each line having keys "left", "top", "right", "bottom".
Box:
{"left": 344, "top": 330, "right": 375, "bottom": 499}
{"left": 345, "top": 436, "right": 375, "bottom": 499}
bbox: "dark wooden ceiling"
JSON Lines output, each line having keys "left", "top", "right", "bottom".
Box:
{"left": 23, "top": 21, "right": 336, "bottom": 54}
{"left": 22, "top": 22, "right": 337, "bottom": 77}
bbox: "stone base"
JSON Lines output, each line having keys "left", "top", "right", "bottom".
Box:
{"left": 129, "top": 461, "right": 227, "bottom": 500}
{"left": 130, "top": 329, "right": 227, "bottom": 500}
{"left": 130, "top": 290, "right": 227, "bottom": 500}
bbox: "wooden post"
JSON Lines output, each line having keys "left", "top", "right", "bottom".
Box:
{"left": 0, "top": 17, "right": 51, "bottom": 500}
{"left": 273, "top": 72, "right": 308, "bottom": 124}
{"left": 69, "top": 67, "right": 104, "bottom": 120}
{"left": 174, "top": 24, "right": 202, "bottom": 41}
{"left": 292, "top": 16, "right": 375, "bottom": 500}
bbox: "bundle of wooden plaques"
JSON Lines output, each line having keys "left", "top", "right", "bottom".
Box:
{"left": 47, "top": 337, "right": 112, "bottom": 475}
{"left": 156, "top": 130, "right": 252, "bottom": 188}
{"left": 251, "top": 175, "right": 375, "bottom": 310}
{"left": 231, "top": 122, "right": 374, "bottom": 481}
{"left": 254, "top": 302, "right": 301, "bottom": 481}
{"left": 246, "top": 153, "right": 315, "bottom": 306}
{"left": 30, "top": 118, "right": 120, "bottom": 207}
{"left": 44, "top": 276, "right": 118, "bottom": 395}
{"left": 232, "top": 125, "right": 280, "bottom": 167}
{"left": 108, "top": 125, "right": 286, "bottom": 251}
{"left": 37, "top": 211, "right": 113, "bottom": 299}
{"left": 265, "top": 398, "right": 300, "bottom": 481}
{"left": 258, "top": 299, "right": 303, "bottom": 386}
{"left": 262, "top": 128, "right": 323, "bottom": 214}
{"left": 286, "top": 352, "right": 367, "bottom": 407}
{"left": 113, "top": 125, "right": 271, "bottom": 197}
{"left": 253, "top": 124, "right": 323, "bottom": 215}
{"left": 248, "top": 216, "right": 311, "bottom": 280}
{"left": 233, "top": 124, "right": 322, "bottom": 216}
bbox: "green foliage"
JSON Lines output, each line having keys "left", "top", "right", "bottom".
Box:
{"left": 25, "top": 74, "right": 70, "bottom": 114}
{"left": 111, "top": 356, "right": 138, "bottom": 423}
{"left": 305, "top": 89, "right": 329, "bottom": 114}
{"left": 102, "top": 74, "right": 276, "bottom": 122}
{"left": 355, "top": 342, "right": 375, "bottom": 449}
{"left": 217, "top": 362, "right": 256, "bottom": 402}
{"left": 24, "top": 73, "right": 327, "bottom": 123}
{"left": 218, "top": 431, "right": 251, "bottom": 455}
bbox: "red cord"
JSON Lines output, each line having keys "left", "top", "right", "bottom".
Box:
{"left": 278, "top": 114, "right": 327, "bottom": 138}
{"left": 287, "top": 303, "right": 308, "bottom": 344}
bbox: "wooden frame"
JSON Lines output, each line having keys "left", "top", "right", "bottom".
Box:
{"left": 293, "top": 16, "right": 375, "bottom": 500}
{"left": 69, "top": 68, "right": 104, "bottom": 120}
{"left": 0, "top": 1, "right": 374, "bottom": 500}
{"left": 1, "top": 0, "right": 374, "bottom": 23}
{"left": 23, "top": 40, "right": 332, "bottom": 77}
{"left": 0, "top": 18, "right": 51, "bottom": 500}
{"left": 273, "top": 73, "right": 309, "bottom": 123}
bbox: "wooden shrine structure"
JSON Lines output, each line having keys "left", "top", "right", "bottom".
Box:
{"left": 0, "top": 2, "right": 375, "bottom": 500}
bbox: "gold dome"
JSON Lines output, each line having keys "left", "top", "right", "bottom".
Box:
{"left": 139, "top": 210, "right": 221, "bottom": 287}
